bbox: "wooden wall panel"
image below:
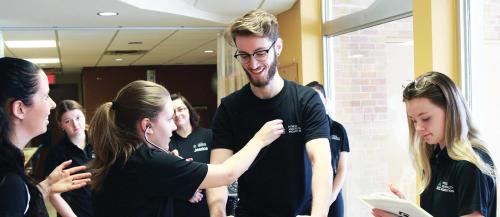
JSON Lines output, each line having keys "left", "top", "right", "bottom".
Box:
{"left": 82, "top": 65, "right": 216, "bottom": 128}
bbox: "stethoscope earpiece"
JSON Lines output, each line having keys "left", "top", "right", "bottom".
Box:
{"left": 143, "top": 125, "right": 170, "bottom": 154}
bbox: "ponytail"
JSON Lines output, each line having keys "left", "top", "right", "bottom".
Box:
{"left": 89, "top": 80, "right": 170, "bottom": 191}
{"left": 89, "top": 102, "right": 139, "bottom": 191}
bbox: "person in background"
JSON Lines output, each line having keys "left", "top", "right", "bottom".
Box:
{"left": 299, "top": 81, "right": 349, "bottom": 217}
{"left": 169, "top": 93, "right": 211, "bottom": 217}
{"left": 206, "top": 9, "right": 333, "bottom": 217}
{"left": 89, "top": 80, "right": 284, "bottom": 217}
{"left": 0, "top": 57, "right": 91, "bottom": 217}
{"left": 372, "top": 71, "right": 496, "bottom": 217}
{"left": 44, "top": 100, "right": 94, "bottom": 217}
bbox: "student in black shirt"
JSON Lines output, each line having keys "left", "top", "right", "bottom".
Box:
{"left": 372, "top": 71, "right": 496, "bottom": 217}
{"left": 88, "top": 80, "right": 284, "bottom": 217}
{"left": 169, "top": 93, "right": 211, "bottom": 217}
{"left": 207, "top": 10, "right": 333, "bottom": 217}
{"left": 299, "top": 81, "right": 350, "bottom": 217}
{"left": 44, "top": 100, "right": 94, "bottom": 217}
{"left": 0, "top": 57, "right": 91, "bottom": 217}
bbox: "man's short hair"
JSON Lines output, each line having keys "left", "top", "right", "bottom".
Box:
{"left": 225, "top": 9, "right": 279, "bottom": 46}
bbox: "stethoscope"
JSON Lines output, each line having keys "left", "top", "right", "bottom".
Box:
{"left": 144, "top": 125, "right": 171, "bottom": 154}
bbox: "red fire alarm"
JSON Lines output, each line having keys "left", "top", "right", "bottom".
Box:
{"left": 47, "top": 74, "right": 56, "bottom": 84}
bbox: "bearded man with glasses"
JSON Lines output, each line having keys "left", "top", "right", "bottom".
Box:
{"left": 207, "top": 9, "right": 333, "bottom": 217}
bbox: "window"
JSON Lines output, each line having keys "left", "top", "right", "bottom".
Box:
{"left": 323, "top": 0, "right": 414, "bottom": 216}
{"left": 328, "top": 0, "right": 376, "bottom": 20}
{"left": 461, "top": 0, "right": 500, "bottom": 186}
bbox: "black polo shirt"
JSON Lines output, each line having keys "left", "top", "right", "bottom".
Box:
{"left": 169, "top": 128, "right": 212, "bottom": 164}
{"left": 44, "top": 135, "right": 94, "bottom": 217}
{"left": 421, "top": 147, "right": 496, "bottom": 217}
{"left": 328, "top": 117, "right": 350, "bottom": 175}
{"left": 168, "top": 128, "right": 212, "bottom": 217}
{"left": 92, "top": 145, "right": 208, "bottom": 217}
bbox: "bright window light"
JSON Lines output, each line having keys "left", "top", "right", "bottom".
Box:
{"left": 5, "top": 40, "right": 56, "bottom": 48}
{"left": 399, "top": 40, "right": 414, "bottom": 46}
{"left": 97, "top": 12, "right": 119, "bottom": 16}
{"left": 348, "top": 54, "right": 364, "bottom": 58}
{"left": 26, "top": 58, "right": 60, "bottom": 64}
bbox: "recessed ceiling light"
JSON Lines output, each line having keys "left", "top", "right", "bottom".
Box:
{"left": 26, "top": 58, "right": 60, "bottom": 64}
{"left": 5, "top": 40, "right": 56, "bottom": 48}
{"left": 115, "top": 58, "right": 124, "bottom": 62}
{"left": 204, "top": 50, "right": 214, "bottom": 53}
{"left": 97, "top": 12, "right": 119, "bottom": 16}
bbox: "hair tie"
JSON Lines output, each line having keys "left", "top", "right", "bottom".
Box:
{"left": 111, "top": 101, "right": 119, "bottom": 110}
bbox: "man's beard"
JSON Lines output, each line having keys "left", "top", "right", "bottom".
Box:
{"left": 243, "top": 53, "right": 277, "bottom": 88}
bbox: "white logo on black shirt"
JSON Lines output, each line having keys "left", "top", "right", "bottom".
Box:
{"left": 331, "top": 135, "right": 340, "bottom": 141}
{"left": 436, "top": 181, "right": 454, "bottom": 193}
{"left": 287, "top": 125, "right": 302, "bottom": 134}
{"left": 194, "top": 142, "right": 208, "bottom": 153}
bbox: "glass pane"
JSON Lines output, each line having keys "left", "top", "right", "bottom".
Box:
{"left": 328, "top": 0, "right": 377, "bottom": 20}
{"left": 469, "top": 0, "right": 500, "bottom": 197}
{"left": 325, "top": 16, "right": 414, "bottom": 216}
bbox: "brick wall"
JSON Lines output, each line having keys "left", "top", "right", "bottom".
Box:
{"left": 327, "top": 17, "right": 415, "bottom": 217}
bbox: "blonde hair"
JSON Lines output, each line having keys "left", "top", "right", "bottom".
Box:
{"left": 403, "top": 71, "right": 495, "bottom": 193}
{"left": 89, "top": 80, "right": 170, "bottom": 191}
{"left": 225, "top": 9, "right": 279, "bottom": 46}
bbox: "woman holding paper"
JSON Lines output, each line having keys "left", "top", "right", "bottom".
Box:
{"left": 372, "top": 71, "right": 496, "bottom": 217}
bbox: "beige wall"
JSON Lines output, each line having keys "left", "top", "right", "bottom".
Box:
{"left": 278, "top": 0, "right": 324, "bottom": 84}
{"left": 413, "top": 0, "right": 460, "bottom": 82}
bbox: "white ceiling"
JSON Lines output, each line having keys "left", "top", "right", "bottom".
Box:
{"left": 0, "top": 0, "right": 295, "bottom": 73}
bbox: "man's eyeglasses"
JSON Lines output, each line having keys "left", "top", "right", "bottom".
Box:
{"left": 233, "top": 40, "right": 276, "bottom": 64}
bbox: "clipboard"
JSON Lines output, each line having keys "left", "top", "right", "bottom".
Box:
{"left": 360, "top": 192, "right": 432, "bottom": 217}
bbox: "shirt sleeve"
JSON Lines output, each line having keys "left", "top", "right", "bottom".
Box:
{"left": 339, "top": 124, "right": 350, "bottom": 152}
{"left": 205, "top": 129, "right": 213, "bottom": 150}
{"left": 301, "top": 91, "right": 330, "bottom": 143}
{"left": 0, "top": 174, "right": 28, "bottom": 216}
{"left": 455, "top": 161, "right": 492, "bottom": 216}
{"left": 211, "top": 102, "right": 236, "bottom": 151}
{"left": 141, "top": 148, "right": 208, "bottom": 200}
{"left": 168, "top": 140, "right": 178, "bottom": 151}
{"left": 205, "top": 129, "right": 213, "bottom": 162}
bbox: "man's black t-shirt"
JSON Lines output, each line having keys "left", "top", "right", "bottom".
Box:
{"left": 421, "top": 147, "right": 496, "bottom": 217}
{"left": 92, "top": 145, "right": 208, "bottom": 217}
{"left": 212, "top": 80, "right": 330, "bottom": 216}
{"left": 168, "top": 128, "right": 212, "bottom": 217}
{"left": 44, "top": 135, "right": 94, "bottom": 217}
